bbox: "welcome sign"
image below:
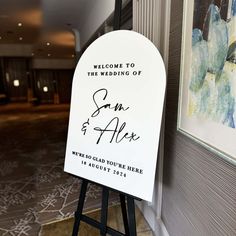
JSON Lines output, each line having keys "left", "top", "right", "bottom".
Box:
{"left": 64, "top": 30, "right": 166, "bottom": 201}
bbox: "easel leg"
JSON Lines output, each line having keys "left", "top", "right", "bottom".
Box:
{"left": 127, "top": 197, "right": 137, "bottom": 236}
{"left": 71, "top": 179, "right": 138, "bottom": 236}
{"left": 100, "top": 187, "right": 109, "bottom": 235}
{"left": 72, "top": 180, "right": 88, "bottom": 236}
{"left": 120, "top": 194, "right": 129, "bottom": 235}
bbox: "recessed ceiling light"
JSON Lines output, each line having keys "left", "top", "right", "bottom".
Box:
{"left": 0, "top": 36, "right": 2, "bottom": 40}
{"left": 31, "top": 53, "right": 34, "bottom": 56}
{"left": 19, "top": 37, "right": 23, "bottom": 40}
{"left": 18, "top": 22, "right": 22, "bottom": 27}
{"left": 47, "top": 53, "right": 51, "bottom": 57}
{"left": 72, "top": 54, "right": 75, "bottom": 58}
{"left": 46, "top": 42, "right": 50, "bottom": 46}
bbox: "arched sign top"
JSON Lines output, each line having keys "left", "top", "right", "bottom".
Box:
{"left": 65, "top": 30, "right": 166, "bottom": 201}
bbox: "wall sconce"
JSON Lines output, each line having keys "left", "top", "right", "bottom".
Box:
{"left": 5, "top": 73, "right": 10, "bottom": 82}
{"left": 13, "top": 80, "right": 20, "bottom": 87}
{"left": 43, "top": 86, "right": 48, "bottom": 92}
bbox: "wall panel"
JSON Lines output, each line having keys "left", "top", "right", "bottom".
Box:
{"left": 133, "top": 1, "right": 171, "bottom": 234}
{"left": 56, "top": 70, "right": 73, "bottom": 104}
{"left": 4, "top": 58, "right": 29, "bottom": 102}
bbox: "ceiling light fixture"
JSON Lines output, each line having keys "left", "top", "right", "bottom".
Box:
{"left": 47, "top": 53, "right": 51, "bottom": 57}
{"left": 31, "top": 53, "right": 34, "bottom": 56}
{"left": 0, "top": 36, "right": 2, "bottom": 40}
{"left": 19, "top": 37, "right": 23, "bottom": 40}
{"left": 18, "top": 22, "right": 22, "bottom": 27}
{"left": 72, "top": 54, "right": 75, "bottom": 58}
{"left": 46, "top": 42, "right": 50, "bottom": 46}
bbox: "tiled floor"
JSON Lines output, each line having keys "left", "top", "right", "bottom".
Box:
{"left": 41, "top": 204, "right": 153, "bottom": 236}
{"left": 0, "top": 104, "right": 119, "bottom": 235}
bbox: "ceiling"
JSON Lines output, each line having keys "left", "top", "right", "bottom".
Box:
{"left": 0, "top": 0, "right": 90, "bottom": 59}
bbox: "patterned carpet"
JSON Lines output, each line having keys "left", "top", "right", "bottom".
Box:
{"left": 0, "top": 104, "right": 118, "bottom": 236}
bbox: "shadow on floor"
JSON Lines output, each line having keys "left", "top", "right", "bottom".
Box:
{"left": 40, "top": 204, "right": 153, "bottom": 236}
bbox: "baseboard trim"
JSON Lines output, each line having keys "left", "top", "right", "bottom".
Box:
{"left": 136, "top": 202, "right": 169, "bottom": 236}
{"left": 154, "top": 218, "right": 169, "bottom": 236}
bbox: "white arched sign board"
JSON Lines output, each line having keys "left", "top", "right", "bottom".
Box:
{"left": 64, "top": 30, "right": 166, "bottom": 201}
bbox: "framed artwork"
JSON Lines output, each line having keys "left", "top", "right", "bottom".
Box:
{"left": 178, "top": 0, "right": 236, "bottom": 164}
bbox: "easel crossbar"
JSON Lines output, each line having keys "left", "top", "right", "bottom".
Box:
{"left": 80, "top": 214, "right": 126, "bottom": 236}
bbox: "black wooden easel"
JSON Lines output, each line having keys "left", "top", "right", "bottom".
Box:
{"left": 72, "top": 1, "right": 138, "bottom": 235}
{"left": 72, "top": 179, "right": 138, "bottom": 236}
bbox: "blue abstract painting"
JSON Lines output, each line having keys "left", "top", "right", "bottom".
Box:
{"left": 188, "top": 1, "right": 236, "bottom": 128}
